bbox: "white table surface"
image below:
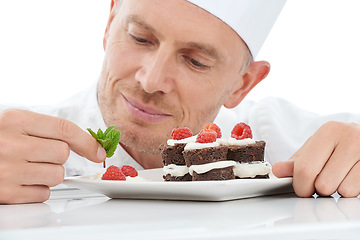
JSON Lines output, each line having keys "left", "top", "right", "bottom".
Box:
{"left": 1, "top": 186, "right": 359, "bottom": 240}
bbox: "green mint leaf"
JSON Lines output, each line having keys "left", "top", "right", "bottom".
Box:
{"left": 109, "top": 128, "right": 121, "bottom": 143}
{"left": 97, "top": 138, "right": 112, "bottom": 151}
{"left": 87, "top": 128, "right": 98, "bottom": 140}
{"left": 106, "top": 145, "right": 117, "bottom": 158}
{"left": 97, "top": 128, "right": 105, "bottom": 139}
{"left": 87, "top": 126, "right": 121, "bottom": 158}
{"left": 106, "top": 128, "right": 121, "bottom": 157}
{"left": 103, "top": 126, "right": 115, "bottom": 137}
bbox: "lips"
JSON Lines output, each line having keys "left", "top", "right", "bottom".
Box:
{"left": 123, "top": 94, "right": 172, "bottom": 123}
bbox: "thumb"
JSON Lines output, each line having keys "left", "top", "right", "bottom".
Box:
{"left": 71, "top": 136, "right": 107, "bottom": 163}
{"left": 272, "top": 160, "right": 294, "bottom": 178}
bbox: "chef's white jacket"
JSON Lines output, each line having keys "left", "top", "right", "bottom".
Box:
{"left": 1, "top": 80, "right": 359, "bottom": 177}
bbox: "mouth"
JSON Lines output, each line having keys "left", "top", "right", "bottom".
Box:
{"left": 122, "top": 94, "right": 172, "bottom": 123}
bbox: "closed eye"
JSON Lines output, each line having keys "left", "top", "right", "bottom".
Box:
{"left": 130, "top": 33, "right": 151, "bottom": 44}
{"left": 184, "top": 56, "right": 210, "bottom": 70}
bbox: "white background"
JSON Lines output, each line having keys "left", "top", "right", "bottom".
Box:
{"left": 0, "top": 0, "right": 359, "bottom": 115}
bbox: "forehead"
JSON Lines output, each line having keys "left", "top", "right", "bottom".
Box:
{"left": 118, "top": 0, "right": 246, "bottom": 61}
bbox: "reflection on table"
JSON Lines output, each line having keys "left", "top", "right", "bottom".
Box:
{"left": 0, "top": 189, "right": 359, "bottom": 239}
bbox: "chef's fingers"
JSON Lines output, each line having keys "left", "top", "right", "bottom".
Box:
{"left": 272, "top": 160, "right": 294, "bottom": 178}
{"left": 14, "top": 135, "right": 70, "bottom": 165}
{"left": 0, "top": 147, "right": 65, "bottom": 187}
{"left": 290, "top": 122, "right": 340, "bottom": 197}
{"left": 0, "top": 185, "right": 50, "bottom": 204}
{"left": 314, "top": 128, "right": 360, "bottom": 196}
{"left": 337, "top": 161, "right": 360, "bottom": 198}
{"left": 2, "top": 109, "right": 106, "bottom": 163}
{"left": 19, "top": 162, "right": 65, "bottom": 187}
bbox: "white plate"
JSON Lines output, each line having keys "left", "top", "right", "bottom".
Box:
{"left": 63, "top": 168, "right": 293, "bottom": 201}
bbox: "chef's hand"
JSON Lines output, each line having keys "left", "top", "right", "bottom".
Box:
{"left": 0, "top": 109, "right": 106, "bottom": 204}
{"left": 272, "top": 121, "right": 360, "bottom": 198}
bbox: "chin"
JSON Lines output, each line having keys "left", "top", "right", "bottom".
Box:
{"left": 118, "top": 123, "right": 169, "bottom": 154}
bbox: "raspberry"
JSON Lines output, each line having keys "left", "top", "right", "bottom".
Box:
{"left": 171, "top": 127, "right": 193, "bottom": 140}
{"left": 203, "top": 123, "right": 222, "bottom": 138}
{"left": 196, "top": 129, "right": 217, "bottom": 143}
{"left": 101, "top": 165, "right": 126, "bottom": 181}
{"left": 121, "top": 165, "right": 138, "bottom": 177}
{"left": 231, "top": 122, "right": 253, "bottom": 140}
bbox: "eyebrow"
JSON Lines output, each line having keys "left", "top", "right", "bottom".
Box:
{"left": 126, "top": 14, "right": 158, "bottom": 35}
{"left": 126, "top": 14, "right": 222, "bottom": 61}
{"left": 183, "top": 42, "right": 222, "bottom": 61}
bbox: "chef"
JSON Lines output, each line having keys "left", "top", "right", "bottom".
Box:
{"left": 0, "top": 0, "right": 359, "bottom": 204}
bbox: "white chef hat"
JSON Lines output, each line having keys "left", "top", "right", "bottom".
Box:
{"left": 186, "top": 0, "right": 287, "bottom": 58}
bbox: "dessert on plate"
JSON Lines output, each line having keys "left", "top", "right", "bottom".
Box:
{"left": 160, "top": 127, "right": 195, "bottom": 181}
{"left": 183, "top": 127, "right": 233, "bottom": 181}
{"left": 160, "top": 123, "right": 271, "bottom": 181}
{"left": 219, "top": 123, "right": 270, "bottom": 179}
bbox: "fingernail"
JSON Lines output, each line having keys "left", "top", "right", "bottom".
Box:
{"left": 97, "top": 146, "right": 106, "bottom": 162}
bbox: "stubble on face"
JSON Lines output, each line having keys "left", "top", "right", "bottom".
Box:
{"left": 97, "top": 76, "right": 224, "bottom": 155}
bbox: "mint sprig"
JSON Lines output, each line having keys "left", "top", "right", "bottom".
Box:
{"left": 87, "top": 126, "right": 121, "bottom": 158}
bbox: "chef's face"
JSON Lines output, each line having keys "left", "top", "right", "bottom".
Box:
{"left": 98, "top": 0, "right": 253, "bottom": 154}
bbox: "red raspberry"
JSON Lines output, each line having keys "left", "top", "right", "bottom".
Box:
{"left": 101, "top": 165, "right": 126, "bottom": 181}
{"left": 171, "top": 127, "right": 193, "bottom": 140}
{"left": 196, "top": 129, "right": 217, "bottom": 143}
{"left": 203, "top": 123, "right": 222, "bottom": 138}
{"left": 121, "top": 165, "right": 138, "bottom": 177}
{"left": 231, "top": 122, "right": 253, "bottom": 140}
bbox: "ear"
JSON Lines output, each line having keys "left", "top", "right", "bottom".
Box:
{"left": 103, "top": 0, "right": 119, "bottom": 51}
{"left": 223, "top": 61, "right": 270, "bottom": 108}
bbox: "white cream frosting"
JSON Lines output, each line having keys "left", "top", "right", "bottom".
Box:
{"left": 188, "top": 160, "right": 236, "bottom": 175}
{"left": 184, "top": 141, "right": 220, "bottom": 150}
{"left": 167, "top": 135, "right": 197, "bottom": 146}
{"left": 216, "top": 137, "right": 256, "bottom": 146}
{"left": 125, "top": 176, "right": 149, "bottom": 182}
{"left": 233, "top": 161, "right": 271, "bottom": 178}
{"left": 163, "top": 164, "right": 189, "bottom": 177}
{"left": 188, "top": 161, "right": 271, "bottom": 178}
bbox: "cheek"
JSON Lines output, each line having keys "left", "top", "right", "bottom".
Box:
{"left": 104, "top": 24, "right": 146, "bottom": 79}
{"left": 176, "top": 76, "right": 227, "bottom": 130}
{"left": 178, "top": 70, "right": 230, "bottom": 108}
{"left": 104, "top": 44, "right": 140, "bottom": 78}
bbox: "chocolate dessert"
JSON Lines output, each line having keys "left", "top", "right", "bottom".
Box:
{"left": 160, "top": 143, "right": 191, "bottom": 181}
{"left": 183, "top": 145, "right": 234, "bottom": 181}
{"left": 226, "top": 140, "right": 270, "bottom": 179}
{"left": 160, "top": 123, "right": 271, "bottom": 182}
{"left": 227, "top": 140, "right": 266, "bottom": 163}
{"left": 192, "top": 166, "right": 235, "bottom": 181}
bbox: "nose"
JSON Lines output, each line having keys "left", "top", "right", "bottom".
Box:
{"left": 135, "top": 47, "right": 175, "bottom": 94}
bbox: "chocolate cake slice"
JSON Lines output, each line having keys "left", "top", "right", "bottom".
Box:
{"left": 191, "top": 166, "right": 234, "bottom": 181}
{"left": 183, "top": 144, "right": 235, "bottom": 181}
{"left": 160, "top": 143, "right": 192, "bottom": 181}
{"left": 226, "top": 140, "right": 270, "bottom": 179}
{"left": 227, "top": 140, "right": 265, "bottom": 163}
